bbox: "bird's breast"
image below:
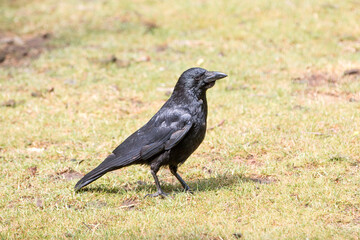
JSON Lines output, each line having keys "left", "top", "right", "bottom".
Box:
{"left": 167, "top": 100, "right": 207, "bottom": 165}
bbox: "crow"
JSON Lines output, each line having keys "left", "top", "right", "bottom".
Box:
{"left": 75, "top": 67, "right": 227, "bottom": 197}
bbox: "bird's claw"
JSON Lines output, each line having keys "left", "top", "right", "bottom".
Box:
{"left": 144, "top": 191, "right": 168, "bottom": 198}
{"left": 183, "top": 185, "right": 193, "bottom": 194}
{"left": 186, "top": 189, "right": 194, "bottom": 194}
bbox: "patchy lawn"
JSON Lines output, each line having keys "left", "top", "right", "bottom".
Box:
{"left": 1, "top": 0, "right": 359, "bottom": 239}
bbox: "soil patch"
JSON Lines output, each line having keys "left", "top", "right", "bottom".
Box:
{"left": 0, "top": 32, "right": 51, "bottom": 67}
{"left": 249, "top": 174, "right": 278, "bottom": 184}
{"left": 51, "top": 167, "right": 83, "bottom": 181}
{"left": 292, "top": 72, "right": 338, "bottom": 87}
{"left": 292, "top": 70, "right": 360, "bottom": 102}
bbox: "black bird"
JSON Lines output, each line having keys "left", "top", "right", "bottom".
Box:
{"left": 75, "top": 67, "right": 227, "bottom": 197}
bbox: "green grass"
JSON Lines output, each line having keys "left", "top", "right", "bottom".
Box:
{"left": 1, "top": 0, "right": 360, "bottom": 239}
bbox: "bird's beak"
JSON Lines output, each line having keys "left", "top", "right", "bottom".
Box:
{"left": 204, "top": 71, "right": 228, "bottom": 83}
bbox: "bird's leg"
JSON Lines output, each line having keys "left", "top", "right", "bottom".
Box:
{"left": 169, "top": 165, "right": 193, "bottom": 193}
{"left": 145, "top": 168, "right": 168, "bottom": 198}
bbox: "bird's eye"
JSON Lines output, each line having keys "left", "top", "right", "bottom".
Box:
{"left": 195, "top": 72, "right": 206, "bottom": 80}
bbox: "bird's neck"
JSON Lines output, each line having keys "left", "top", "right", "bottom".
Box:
{"left": 172, "top": 88, "right": 207, "bottom": 105}
{"left": 171, "top": 89, "right": 208, "bottom": 122}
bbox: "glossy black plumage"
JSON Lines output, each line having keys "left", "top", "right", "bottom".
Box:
{"left": 74, "top": 67, "right": 227, "bottom": 197}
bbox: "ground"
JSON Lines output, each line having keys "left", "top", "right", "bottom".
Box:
{"left": 0, "top": 0, "right": 359, "bottom": 239}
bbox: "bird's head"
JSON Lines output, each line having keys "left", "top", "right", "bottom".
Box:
{"left": 174, "top": 67, "right": 227, "bottom": 97}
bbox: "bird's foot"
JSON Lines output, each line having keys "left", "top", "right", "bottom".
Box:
{"left": 183, "top": 185, "right": 193, "bottom": 194}
{"left": 144, "top": 191, "right": 168, "bottom": 198}
{"left": 185, "top": 188, "right": 194, "bottom": 194}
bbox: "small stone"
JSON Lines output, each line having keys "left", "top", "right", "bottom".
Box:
{"left": 31, "top": 91, "right": 43, "bottom": 97}
{"left": 343, "top": 68, "right": 360, "bottom": 76}
{"left": 233, "top": 232, "right": 243, "bottom": 239}
{"left": 36, "top": 199, "right": 43, "bottom": 209}
{"left": 1, "top": 99, "right": 16, "bottom": 107}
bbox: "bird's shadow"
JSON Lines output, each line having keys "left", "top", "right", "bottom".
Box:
{"left": 78, "top": 173, "right": 273, "bottom": 195}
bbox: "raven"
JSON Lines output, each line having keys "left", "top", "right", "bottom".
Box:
{"left": 75, "top": 67, "right": 227, "bottom": 197}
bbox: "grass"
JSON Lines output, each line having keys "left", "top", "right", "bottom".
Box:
{"left": 1, "top": 0, "right": 360, "bottom": 239}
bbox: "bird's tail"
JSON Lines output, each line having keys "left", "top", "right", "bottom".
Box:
{"left": 74, "top": 153, "right": 120, "bottom": 191}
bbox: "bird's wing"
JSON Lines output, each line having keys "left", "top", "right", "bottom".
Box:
{"left": 112, "top": 109, "right": 192, "bottom": 164}
{"left": 164, "top": 124, "right": 192, "bottom": 150}
{"left": 140, "top": 123, "right": 192, "bottom": 160}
